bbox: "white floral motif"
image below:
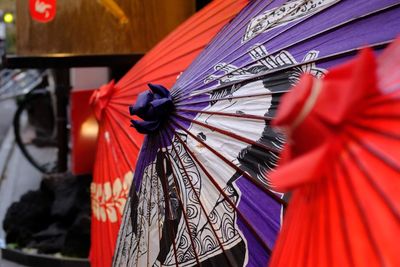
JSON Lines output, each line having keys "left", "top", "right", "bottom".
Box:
{"left": 91, "top": 171, "right": 133, "bottom": 223}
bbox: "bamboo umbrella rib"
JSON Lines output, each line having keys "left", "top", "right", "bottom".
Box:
{"left": 271, "top": 187, "right": 309, "bottom": 266}
{"left": 322, "top": 176, "right": 333, "bottom": 266}
{"left": 299, "top": 186, "right": 317, "bottom": 267}
{"left": 176, "top": 0, "right": 288, "bottom": 91}
{"left": 112, "top": 196, "right": 132, "bottom": 265}
{"left": 349, "top": 121, "right": 400, "bottom": 141}
{"left": 169, "top": 118, "right": 287, "bottom": 206}
{"left": 175, "top": 108, "right": 275, "bottom": 121}
{"left": 153, "top": 155, "right": 163, "bottom": 262}
{"left": 338, "top": 154, "right": 385, "bottom": 266}
{"left": 361, "top": 88, "right": 400, "bottom": 107}
{"left": 348, "top": 129, "right": 400, "bottom": 172}
{"left": 330, "top": 167, "right": 356, "bottom": 267}
{"left": 358, "top": 113, "right": 400, "bottom": 121}
{"left": 92, "top": 139, "right": 105, "bottom": 266}
{"left": 176, "top": 3, "right": 399, "bottom": 96}
{"left": 105, "top": 112, "right": 135, "bottom": 171}
{"left": 159, "top": 129, "right": 226, "bottom": 265}
{"left": 116, "top": 46, "right": 206, "bottom": 94}
{"left": 311, "top": 180, "right": 324, "bottom": 266}
{"left": 153, "top": 144, "right": 180, "bottom": 267}
{"left": 130, "top": 137, "right": 155, "bottom": 267}
{"left": 99, "top": 126, "right": 117, "bottom": 266}
{"left": 174, "top": 91, "right": 287, "bottom": 108}
{"left": 162, "top": 126, "right": 237, "bottom": 267}
{"left": 175, "top": 0, "right": 326, "bottom": 94}
{"left": 169, "top": 125, "right": 273, "bottom": 255}
{"left": 105, "top": 120, "right": 133, "bottom": 224}
{"left": 344, "top": 133, "right": 400, "bottom": 219}
{"left": 158, "top": 135, "right": 202, "bottom": 266}
{"left": 172, "top": 113, "right": 280, "bottom": 154}
{"left": 151, "top": 133, "right": 180, "bottom": 267}
{"left": 107, "top": 106, "right": 142, "bottom": 150}
{"left": 176, "top": 41, "right": 392, "bottom": 102}
{"left": 107, "top": 105, "right": 132, "bottom": 119}
{"left": 145, "top": 157, "right": 156, "bottom": 267}
{"left": 335, "top": 158, "right": 374, "bottom": 266}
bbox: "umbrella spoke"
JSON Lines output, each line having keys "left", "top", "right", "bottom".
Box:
{"left": 361, "top": 114, "right": 400, "bottom": 121}
{"left": 172, "top": 113, "right": 280, "bottom": 153}
{"left": 303, "top": 186, "right": 321, "bottom": 266}
{"left": 155, "top": 132, "right": 180, "bottom": 267}
{"left": 168, "top": 124, "right": 274, "bottom": 255}
{"left": 174, "top": 91, "right": 287, "bottom": 108}
{"left": 155, "top": 131, "right": 185, "bottom": 267}
{"left": 169, "top": 117, "right": 287, "bottom": 206}
{"left": 337, "top": 155, "right": 386, "bottom": 266}
{"left": 319, "top": 177, "right": 333, "bottom": 266}
{"left": 112, "top": 197, "right": 132, "bottom": 265}
{"left": 329, "top": 165, "right": 356, "bottom": 266}
{"left": 269, "top": 190, "right": 302, "bottom": 266}
{"left": 175, "top": 0, "right": 325, "bottom": 95}
{"left": 133, "top": 168, "right": 149, "bottom": 266}
{"left": 167, "top": 127, "right": 251, "bottom": 266}
{"left": 176, "top": 41, "right": 391, "bottom": 102}
{"left": 96, "top": 132, "right": 116, "bottom": 258}
{"left": 344, "top": 133, "right": 400, "bottom": 219}
{"left": 365, "top": 87, "right": 400, "bottom": 106}
{"left": 113, "top": 71, "right": 182, "bottom": 100}
{"left": 175, "top": 107, "right": 274, "bottom": 121}
{"left": 107, "top": 105, "right": 132, "bottom": 119}
{"left": 153, "top": 157, "right": 163, "bottom": 257}
{"left": 174, "top": 0, "right": 274, "bottom": 95}
{"left": 347, "top": 129, "right": 400, "bottom": 171}
{"left": 158, "top": 137, "right": 202, "bottom": 266}
{"left": 159, "top": 128, "right": 236, "bottom": 266}
{"left": 129, "top": 137, "right": 156, "bottom": 267}
{"left": 107, "top": 106, "right": 142, "bottom": 150}
{"left": 176, "top": 3, "right": 399, "bottom": 97}
{"left": 140, "top": 136, "right": 178, "bottom": 266}
{"left": 104, "top": 112, "right": 135, "bottom": 171}
{"left": 349, "top": 121, "right": 400, "bottom": 141}
{"left": 145, "top": 158, "right": 156, "bottom": 267}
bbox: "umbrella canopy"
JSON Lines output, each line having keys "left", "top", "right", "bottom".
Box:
{"left": 89, "top": 1, "right": 249, "bottom": 267}
{"left": 113, "top": 0, "right": 400, "bottom": 266}
{"left": 269, "top": 39, "right": 400, "bottom": 267}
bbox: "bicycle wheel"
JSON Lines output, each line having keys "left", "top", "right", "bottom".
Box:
{"left": 13, "top": 86, "right": 58, "bottom": 174}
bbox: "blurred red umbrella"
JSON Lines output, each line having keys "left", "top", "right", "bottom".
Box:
{"left": 269, "top": 39, "right": 400, "bottom": 267}
{"left": 88, "top": 1, "right": 248, "bottom": 267}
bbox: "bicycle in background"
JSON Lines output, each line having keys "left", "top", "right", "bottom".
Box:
{"left": 0, "top": 69, "right": 58, "bottom": 173}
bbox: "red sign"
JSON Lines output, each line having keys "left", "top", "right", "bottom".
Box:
{"left": 29, "top": 0, "right": 56, "bottom": 23}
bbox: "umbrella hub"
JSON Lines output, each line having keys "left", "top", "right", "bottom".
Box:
{"left": 129, "top": 83, "right": 174, "bottom": 134}
{"left": 90, "top": 80, "right": 116, "bottom": 121}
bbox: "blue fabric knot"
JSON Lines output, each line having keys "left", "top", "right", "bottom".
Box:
{"left": 129, "top": 84, "right": 174, "bottom": 134}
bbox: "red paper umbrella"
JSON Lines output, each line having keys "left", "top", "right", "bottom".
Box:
{"left": 269, "top": 39, "right": 400, "bottom": 267}
{"left": 89, "top": 1, "right": 248, "bottom": 267}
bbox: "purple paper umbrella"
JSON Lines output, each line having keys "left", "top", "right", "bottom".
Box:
{"left": 113, "top": 1, "right": 400, "bottom": 266}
